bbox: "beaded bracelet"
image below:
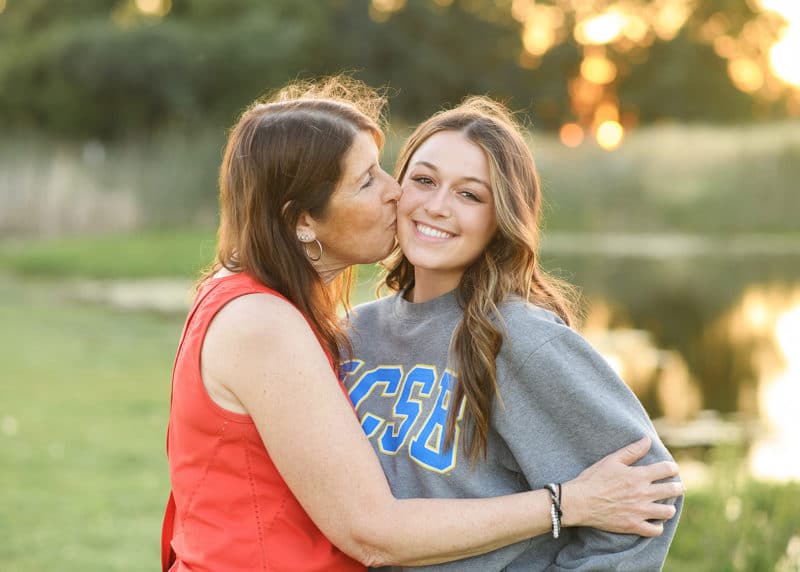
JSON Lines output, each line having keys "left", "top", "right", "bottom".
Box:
{"left": 545, "top": 483, "right": 562, "bottom": 538}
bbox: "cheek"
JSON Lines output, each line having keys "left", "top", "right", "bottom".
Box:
{"left": 343, "top": 196, "right": 379, "bottom": 226}
{"left": 479, "top": 214, "right": 498, "bottom": 245}
{"left": 397, "top": 186, "right": 418, "bottom": 217}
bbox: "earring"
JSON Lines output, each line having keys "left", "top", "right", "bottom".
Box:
{"left": 297, "top": 233, "right": 323, "bottom": 262}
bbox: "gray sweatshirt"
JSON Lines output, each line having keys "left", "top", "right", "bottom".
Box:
{"left": 343, "top": 289, "right": 682, "bottom": 572}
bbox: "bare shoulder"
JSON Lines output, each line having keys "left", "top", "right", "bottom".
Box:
{"left": 211, "top": 292, "right": 314, "bottom": 343}
{"left": 203, "top": 292, "right": 322, "bottom": 380}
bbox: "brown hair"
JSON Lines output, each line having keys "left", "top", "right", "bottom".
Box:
{"left": 383, "top": 96, "right": 577, "bottom": 463}
{"left": 206, "top": 76, "right": 386, "bottom": 365}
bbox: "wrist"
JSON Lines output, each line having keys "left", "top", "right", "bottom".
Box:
{"left": 559, "top": 480, "right": 584, "bottom": 527}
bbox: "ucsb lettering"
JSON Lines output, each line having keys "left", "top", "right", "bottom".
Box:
{"left": 341, "top": 361, "right": 465, "bottom": 474}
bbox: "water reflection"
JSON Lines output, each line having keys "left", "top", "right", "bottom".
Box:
{"left": 582, "top": 298, "right": 702, "bottom": 422}
{"left": 567, "top": 264, "right": 800, "bottom": 481}
{"left": 750, "top": 298, "right": 800, "bottom": 481}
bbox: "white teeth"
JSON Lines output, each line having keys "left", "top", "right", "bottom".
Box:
{"left": 416, "top": 223, "right": 452, "bottom": 239}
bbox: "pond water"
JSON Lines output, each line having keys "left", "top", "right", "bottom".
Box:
{"left": 541, "top": 233, "right": 800, "bottom": 482}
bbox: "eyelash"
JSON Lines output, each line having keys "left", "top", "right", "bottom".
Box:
{"left": 361, "top": 174, "right": 374, "bottom": 189}
{"left": 413, "top": 176, "right": 481, "bottom": 202}
{"left": 412, "top": 176, "right": 434, "bottom": 186}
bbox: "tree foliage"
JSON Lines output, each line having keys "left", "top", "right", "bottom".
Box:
{"left": 0, "top": 0, "right": 785, "bottom": 139}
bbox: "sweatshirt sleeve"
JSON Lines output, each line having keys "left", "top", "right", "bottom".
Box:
{"left": 494, "top": 326, "right": 683, "bottom": 572}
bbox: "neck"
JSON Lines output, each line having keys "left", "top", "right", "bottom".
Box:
{"left": 312, "top": 259, "right": 348, "bottom": 285}
{"left": 408, "top": 268, "right": 463, "bottom": 303}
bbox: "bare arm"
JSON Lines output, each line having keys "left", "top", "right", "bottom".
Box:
{"left": 202, "top": 294, "right": 680, "bottom": 567}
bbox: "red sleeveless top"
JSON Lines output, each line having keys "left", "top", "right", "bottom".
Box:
{"left": 162, "top": 272, "right": 364, "bottom": 572}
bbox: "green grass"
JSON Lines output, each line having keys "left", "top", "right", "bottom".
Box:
{"left": 0, "top": 277, "right": 180, "bottom": 571}
{"left": 0, "top": 231, "right": 384, "bottom": 307}
{"left": 0, "top": 229, "right": 216, "bottom": 279}
{"left": 664, "top": 447, "right": 800, "bottom": 571}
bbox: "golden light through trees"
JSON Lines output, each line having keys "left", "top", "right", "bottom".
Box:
{"left": 364, "top": 0, "right": 800, "bottom": 149}
{"left": 729, "top": 58, "right": 765, "bottom": 93}
{"left": 134, "top": 0, "right": 170, "bottom": 17}
{"left": 575, "top": 11, "right": 627, "bottom": 45}
{"left": 581, "top": 55, "right": 618, "bottom": 85}
{"left": 770, "top": 33, "right": 800, "bottom": 88}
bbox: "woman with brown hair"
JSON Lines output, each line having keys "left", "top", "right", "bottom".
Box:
{"left": 162, "top": 78, "right": 682, "bottom": 572}
{"left": 343, "top": 96, "right": 683, "bottom": 571}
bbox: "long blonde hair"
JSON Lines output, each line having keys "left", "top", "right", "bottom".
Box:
{"left": 384, "top": 96, "right": 577, "bottom": 462}
{"left": 208, "top": 76, "right": 386, "bottom": 365}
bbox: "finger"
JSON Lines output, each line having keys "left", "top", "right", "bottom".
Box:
{"left": 608, "top": 436, "right": 651, "bottom": 465}
{"left": 648, "top": 481, "right": 685, "bottom": 502}
{"left": 632, "top": 520, "right": 664, "bottom": 538}
{"left": 643, "top": 502, "right": 677, "bottom": 521}
{"left": 640, "top": 460, "right": 680, "bottom": 482}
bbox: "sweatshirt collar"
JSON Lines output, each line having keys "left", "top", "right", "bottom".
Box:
{"left": 392, "top": 287, "right": 461, "bottom": 322}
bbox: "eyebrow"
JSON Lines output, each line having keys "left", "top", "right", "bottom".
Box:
{"left": 411, "top": 160, "right": 491, "bottom": 190}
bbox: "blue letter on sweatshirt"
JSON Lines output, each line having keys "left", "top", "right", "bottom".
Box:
{"left": 408, "top": 370, "right": 460, "bottom": 473}
{"left": 347, "top": 365, "right": 403, "bottom": 437}
{"left": 379, "top": 365, "right": 436, "bottom": 454}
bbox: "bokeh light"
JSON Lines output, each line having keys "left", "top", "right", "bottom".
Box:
{"left": 594, "top": 101, "right": 620, "bottom": 123}
{"left": 770, "top": 32, "right": 800, "bottom": 87}
{"left": 504, "top": 0, "right": 800, "bottom": 149}
{"left": 575, "top": 11, "right": 627, "bottom": 45}
{"left": 135, "top": 0, "right": 171, "bottom": 17}
{"left": 521, "top": 5, "right": 565, "bottom": 56}
{"left": 729, "top": 58, "right": 766, "bottom": 93}
{"left": 523, "top": 21, "right": 557, "bottom": 56}
{"left": 580, "top": 55, "right": 617, "bottom": 85}
{"left": 370, "top": 0, "right": 407, "bottom": 22}
{"left": 596, "top": 120, "right": 624, "bottom": 150}
{"left": 559, "top": 123, "right": 584, "bottom": 147}
{"left": 651, "top": 1, "right": 692, "bottom": 41}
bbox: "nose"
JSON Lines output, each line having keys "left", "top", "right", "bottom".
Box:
{"left": 424, "top": 187, "right": 450, "bottom": 218}
{"left": 383, "top": 171, "right": 402, "bottom": 203}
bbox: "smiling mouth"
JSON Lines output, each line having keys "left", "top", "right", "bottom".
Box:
{"left": 415, "top": 222, "right": 454, "bottom": 239}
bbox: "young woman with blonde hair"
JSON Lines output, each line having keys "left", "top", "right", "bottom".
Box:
{"left": 344, "top": 96, "right": 683, "bottom": 571}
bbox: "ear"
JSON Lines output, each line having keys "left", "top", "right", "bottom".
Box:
{"left": 295, "top": 211, "right": 317, "bottom": 242}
